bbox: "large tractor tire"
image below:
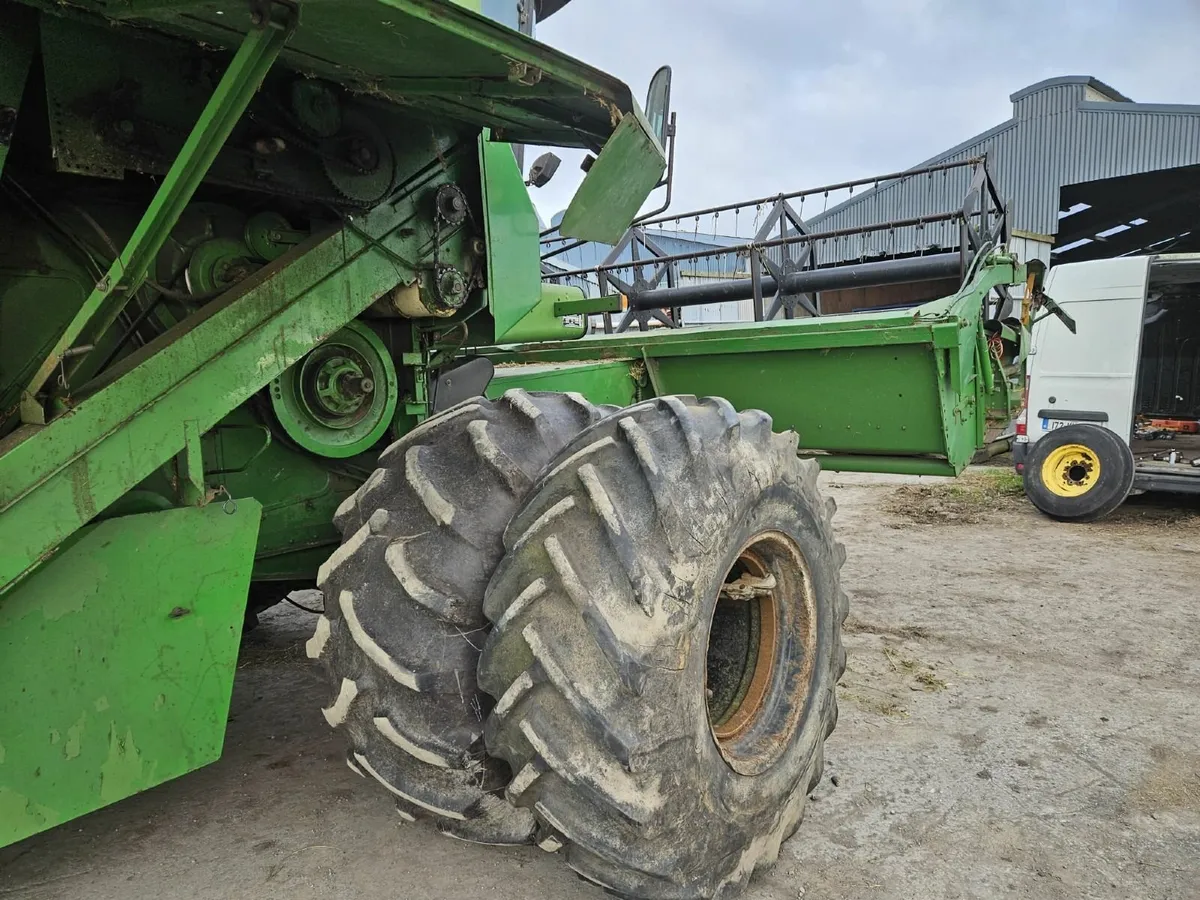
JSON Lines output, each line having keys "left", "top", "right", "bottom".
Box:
{"left": 478, "top": 396, "right": 848, "bottom": 899}
{"left": 1022, "top": 423, "right": 1134, "bottom": 522}
{"left": 309, "top": 390, "right": 612, "bottom": 844}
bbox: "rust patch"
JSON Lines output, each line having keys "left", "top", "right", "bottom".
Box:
{"left": 712, "top": 547, "right": 779, "bottom": 744}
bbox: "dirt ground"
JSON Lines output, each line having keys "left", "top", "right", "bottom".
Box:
{"left": 2, "top": 472, "right": 1198, "bottom": 900}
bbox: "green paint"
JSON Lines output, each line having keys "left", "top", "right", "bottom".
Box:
{"left": 64, "top": 714, "right": 86, "bottom": 760}
{"left": 0, "top": 500, "right": 260, "bottom": 846}
{"left": 487, "top": 258, "right": 1024, "bottom": 473}
{"left": 559, "top": 108, "right": 667, "bottom": 243}
{"left": 480, "top": 135, "right": 544, "bottom": 342}
{"left": 488, "top": 360, "right": 640, "bottom": 408}
{"left": 99, "top": 725, "right": 150, "bottom": 804}
{"left": 554, "top": 294, "right": 623, "bottom": 317}
{"left": 0, "top": 0, "right": 682, "bottom": 847}
{"left": 21, "top": 0, "right": 641, "bottom": 150}
{"left": 495, "top": 284, "right": 590, "bottom": 344}
{"left": 269, "top": 321, "right": 399, "bottom": 458}
{"left": 0, "top": 789, "right": 55, "bottom": 836}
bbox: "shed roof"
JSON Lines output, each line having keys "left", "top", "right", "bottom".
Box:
{"left": 804, "top": 75, "right": 1200, "bottom": 263}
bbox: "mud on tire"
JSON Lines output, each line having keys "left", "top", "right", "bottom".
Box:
{"left": 478, "top": 395, "right": 848, "bottom": 899}
{"left": 309, "top": 390, "right": 611, "bottom": 843}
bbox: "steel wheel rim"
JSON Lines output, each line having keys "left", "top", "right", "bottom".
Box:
{"left": 1042, "top": 442, "right": 1100, "bottom": 497}
{"left": 705, "top": 530, "right": 816, "bottom": 771}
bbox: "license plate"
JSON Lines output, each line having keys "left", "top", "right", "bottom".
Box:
{"left": 1040, "top": 418, "right": 1072, "bottom": 431}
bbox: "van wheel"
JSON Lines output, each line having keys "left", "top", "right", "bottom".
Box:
{"left": 1022, "top": 423, "right": 1134, "bottom": 521}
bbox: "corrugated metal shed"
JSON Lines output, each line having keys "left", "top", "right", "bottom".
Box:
{"left": 805, "top": 76, "right": 1200, "bottom": 263}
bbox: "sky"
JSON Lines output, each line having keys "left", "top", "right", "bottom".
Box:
{"left": 527, "top": 0, "right": 1200, "bottom": 228}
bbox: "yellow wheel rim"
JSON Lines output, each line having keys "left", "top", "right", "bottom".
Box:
{"left": 1041, "top": 443, "right": 1100, "bottom": 497}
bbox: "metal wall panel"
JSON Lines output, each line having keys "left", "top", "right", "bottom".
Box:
{"left": 806, "top": 77, "right": 1200, "bottom": 264}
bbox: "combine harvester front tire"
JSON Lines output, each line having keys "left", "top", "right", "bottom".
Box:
{"left": 479, "top": 396, "right": 848, "bottom": 899}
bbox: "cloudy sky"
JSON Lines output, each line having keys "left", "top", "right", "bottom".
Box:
{"left": 529, "top": 0, "right": 1200, "bottom": 226}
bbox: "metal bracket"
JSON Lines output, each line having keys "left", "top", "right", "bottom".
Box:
{"left": 598, "top": 228, "right": 680, "bottom": 333}
{"left": 180, "top": 420, "right": 206, "bottom": 506}
{"left": 639, "top": 348, "right": 664, "bottom": 397}
{"left": 21, "top": 6, "right": 296, "bottom": 418}
{"left": 753, "top": 199, "right": 819, "bottom": 321}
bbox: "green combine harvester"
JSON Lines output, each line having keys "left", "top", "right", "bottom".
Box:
{"left": 0, "top": 1, "right": 1056, "bottom": 896}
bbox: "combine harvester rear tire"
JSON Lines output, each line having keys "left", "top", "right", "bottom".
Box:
{"left": 311, "top": 390, "right": 611, "bottom": 843}
{"left": 478, "top": 396, "right": 847, "bottom": 898}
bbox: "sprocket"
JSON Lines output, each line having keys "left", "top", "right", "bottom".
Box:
{"left": 320, "top": 111, "right": 395, "bottom": 206}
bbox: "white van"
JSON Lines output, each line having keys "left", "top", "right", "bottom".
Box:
{"left": 1014, "top": 253, "right": 1200, "bottom": 520}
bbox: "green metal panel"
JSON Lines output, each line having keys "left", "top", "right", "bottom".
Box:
{"left": 0, "top": 201, "right": 419, "bottom": 592}
{"left": 559, "top": 107, "right": 667, "bottom": 243}
{"left": 0, "top": 499, "right": 261, "bottom": 847}
{"left": 487, "top": 359, "right": 639, "bottom": 407}
{"left": 484, "top": 257, "right": 1022, "bottom": 473}
{"left": 0, "top": 4, "right": 36, "bottom": 181}
{"left": 647, "top": 345, "right": 949, "bottom": 456}
{"left": 495, "top": 284, "right": 590, "bottom": 344}
{"left": 480, "top": 135, "right": 543, "bottom": 342}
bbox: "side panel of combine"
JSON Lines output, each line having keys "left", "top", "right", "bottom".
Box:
{"left": 0, "top": 501, "right": 261, "bottom": 846}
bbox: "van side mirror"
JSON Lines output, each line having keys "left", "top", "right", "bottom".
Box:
{"left": 526, "top": 151, "right": 561, "bottom": 188}
{"left": 644, "top": 65, "right": 672, "bottom": 147}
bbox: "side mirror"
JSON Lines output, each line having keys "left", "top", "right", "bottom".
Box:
{"left": 526, "top": 151, "right": 561, "bottom": 188}
{"left": 644, "top": 65, "right": 672, "bottom": 148}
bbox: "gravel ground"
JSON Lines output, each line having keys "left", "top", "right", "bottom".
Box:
{"left": 1, "top": 472, "right": 1197, "bottom": 900}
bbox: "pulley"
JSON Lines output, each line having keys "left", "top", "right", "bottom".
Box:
{"left": 185, "top": 237, "right": 256, "bottom": 296}
{"left": 270, "top": 321, "right": 398, "bottom": 458}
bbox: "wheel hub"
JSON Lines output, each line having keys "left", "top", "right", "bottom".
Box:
{"left": 706, "top": 530, "right": 816, "bottom": 772}
{"left": 1041, "top": 442, "right": 1100, "bottom": 497}
{"left": 310, "top": 355, "right": 374, "bottom": 419}
{"left": 270, "top": 321, "right": 397, "bottom": 458}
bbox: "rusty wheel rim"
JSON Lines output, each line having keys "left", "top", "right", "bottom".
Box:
{"left": 705, "top": 530, "right": 816, "bottom": 770}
